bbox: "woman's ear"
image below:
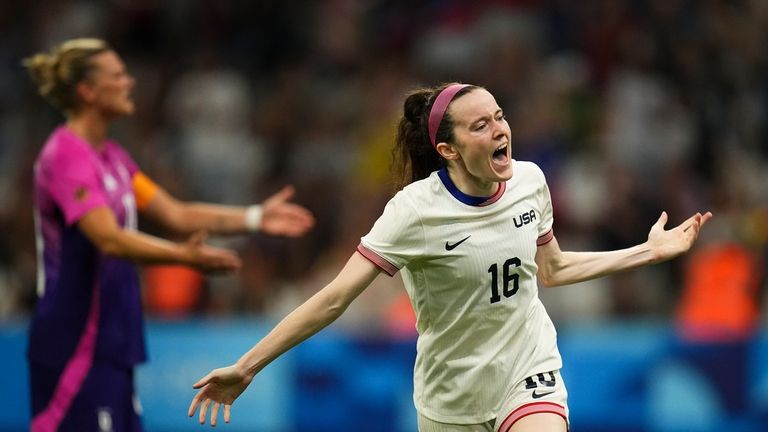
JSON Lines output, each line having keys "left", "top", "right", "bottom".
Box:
{"left": 435, "top": 142, "right": 460, "bottom": 160}
{"left": 76, "top": 81, "right": 97, "bottom": 105}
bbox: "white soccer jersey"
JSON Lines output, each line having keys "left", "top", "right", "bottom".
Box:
{"left": 358, "top": 161, "right": 562, "bottom": 424}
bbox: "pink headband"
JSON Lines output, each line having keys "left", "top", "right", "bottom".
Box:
{"left": 428, "top": 84, "right": 470, "bottom": 147}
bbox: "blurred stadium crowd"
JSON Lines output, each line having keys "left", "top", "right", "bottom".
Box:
{"left": 0, "top": 0, "right": 766, "bottom": 331}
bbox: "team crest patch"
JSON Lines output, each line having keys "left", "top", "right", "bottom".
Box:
{"left": 75, "top": 186, "right": 89, "bottom": 202}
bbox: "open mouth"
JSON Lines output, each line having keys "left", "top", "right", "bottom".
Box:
{"left": 492, "top": 143, "right": 509, "bottom": 163}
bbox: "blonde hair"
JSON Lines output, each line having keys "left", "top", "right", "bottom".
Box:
{"left": 23, "top": 38, "right": 111, "bottom": 113}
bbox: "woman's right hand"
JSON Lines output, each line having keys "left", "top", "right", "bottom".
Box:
{"left": 188, "top": 364, "right": 253, "bottom": 426}
{"left": 183, "top": 231, "right": 242, "bottom": 272}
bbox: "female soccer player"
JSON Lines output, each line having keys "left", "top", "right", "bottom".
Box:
{"left": 188, "top": 83, "right": 711, "bottom": 432}
{"left": 24, "top": 38, "right": 314, "bottom": 432}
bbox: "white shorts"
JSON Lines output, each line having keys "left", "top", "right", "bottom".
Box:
{"left": 417, "top": 370, "right": 569, "bottom": 432}
{"left": 417, "top": 413, "right": 494, "bottom": 432}
{"left": 495, "top": 369, "right": 569, "bottom": 432}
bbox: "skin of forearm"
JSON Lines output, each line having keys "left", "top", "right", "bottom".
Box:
{"left": 541, "top": 243, "right": 658, "bottom": 287}
{"left": 99, "top": 229, "right": 193, "bottom": 265}
{"left": 235, "top": 254, "right": 380, "bottom": 378}
{"left": 171, "top": 203, "right": 247, "bottom": 235}
{"left": 236, "top": 287, "right": 350, "bottom": 377}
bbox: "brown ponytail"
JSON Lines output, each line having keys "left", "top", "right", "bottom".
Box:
{"left": 391, "top": 83, "right": 476, "bottom": 191}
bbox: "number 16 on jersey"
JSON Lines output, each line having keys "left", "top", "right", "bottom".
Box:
{"left": 488, "top": 257, "right": 521, "bottom": 304}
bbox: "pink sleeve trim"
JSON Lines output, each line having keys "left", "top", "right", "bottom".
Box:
{"left": 537, "top": 228, "right": 554, "bottom": 246}
{"left": 356, "top": 244, "right": 399, "bottom": 277}
{"left": 498, "top": 402, "right": 568, "bottom": 432}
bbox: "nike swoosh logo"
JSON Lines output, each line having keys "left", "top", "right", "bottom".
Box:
{"left": 445, "top": 235, "right": 471, "bottom": 251}
{"left": 532, "top": 389, "right": 555, "bottom": 399}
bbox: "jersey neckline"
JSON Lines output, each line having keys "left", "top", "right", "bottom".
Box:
{"left": 437, "top": 167, "right": 506, "bottom": 207}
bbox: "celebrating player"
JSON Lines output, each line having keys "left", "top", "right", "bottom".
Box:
{"left": 188, "top": 83, "right": 710, "bottom": 432}
{"left": 24, "top": 38, "right": 314, "bottom": 432}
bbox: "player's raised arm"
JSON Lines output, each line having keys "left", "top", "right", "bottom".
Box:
{"left": 535, "top": 211, "right": 713, "bottom": 287}
{"left": 23, "top": 38, "right": 312, "bottom": 431}
{"left": 139, "top": 182, "right": 315, "bottom": 237}
{"left": 78, "top": 207, "right": 241, "bottom": 272}
{"left": 188, "top": 252, "right": 381, "bottom": 426}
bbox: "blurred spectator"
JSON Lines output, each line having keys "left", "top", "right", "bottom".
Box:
{"left": 163, "top": 62, "right": 269, "bottom": 205}
{"left": 0, "top": 0, "right": 765, "bottom": 328}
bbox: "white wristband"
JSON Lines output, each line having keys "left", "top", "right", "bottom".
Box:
{"left": 244, "top": 205, "right": 263, "bottom": 232}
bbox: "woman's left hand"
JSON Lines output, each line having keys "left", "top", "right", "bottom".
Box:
{"left": 646, "top": 211, "right": 713, "bottom": 261}
{"left": 188, "top": 364, "right": 253, "bottom": 426}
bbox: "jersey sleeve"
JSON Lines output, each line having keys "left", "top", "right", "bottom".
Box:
{"left": 535, "top": 167, "right": 555, "bottom": 246}
{"left": 107, "top": 140, "right": 159, "bottom": 210}
{"left": 41, "top": 145, "right": 108, "bottom": 226}
{"left": 358, "top": 192, "right": 424, "bottom": 276}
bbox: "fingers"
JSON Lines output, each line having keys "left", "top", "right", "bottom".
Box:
{"left": 211, "top": 249, "right": 242, "bottom": 270}
{"left": 189, "top": 374, "right": 212, "bottom": 420}
{"left": 687, "top": 216, "right": 701, "bottom": 238}
{"left": 186, "top": 233, "right": 242, "bottom": 273}
{"left": 258, "top": 185, "right": 316, "bottom": 238}
{"left": 682, "top": 213, "right": 700, "bottom": 233}
{"left": 281, "top": 212, "right": 316, "bottom": 237}
{"left": 681, "top": 211, "right": 713, "bottom": 233}
{"left": 188, "top": 392, "right": 202, "bottom": 417}
{"left": 667, "top": 211, "right": 713, "bottom": 233}
{"left": 210, "top": 402, "right": 220, "bottom": 427}
{"left": 690, "top": 212, "right": 712, "bottom": 234}
{"left": 679, "top": 211, "right": 713, "bottom": 248}
{"left": 224, "top": 404, "right": 231, "bottom": 423}
{"left": 188, "top": 230, "right": 208, "bottom": 246}
{"left": 284, "top": 204, "right": 315, "bottom": 223}
{"left": 197, "top": 246, "right": 242, "bottom": 273}
{"left": 650, "top": 211, "right": 712, "bottom": 255}
{"left": 267, "top": 185, "right": 296, "bottom": 204}
{"left": 199, "top": 398, "right": 211, "bottom": 424}
{"left": 193, "top": 373, "right": 211, "bottom": 389}
{"left": 260, "top": 205, "right": 316, "bottom": 237}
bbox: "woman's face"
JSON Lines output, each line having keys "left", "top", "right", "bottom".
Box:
{"left": 82, "top": 50, "right": 135, "bottom": 118}
{"left": 443, "top": 88, "right": 513, "bottom": 188}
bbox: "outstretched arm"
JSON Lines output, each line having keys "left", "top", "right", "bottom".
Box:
{"left": 188, "top": 252, "right": 382, "bottom": 426}
{"left": 142, "top": 185, "right": 315, "bottom": 237}
{"left": 536, "top": 211, "right": 712, "bottom": 287}
{"left": 78, "top": 206, "right": 241, "bottom": 272}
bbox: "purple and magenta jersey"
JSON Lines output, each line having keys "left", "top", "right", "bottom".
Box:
{"left": 28, "top": 125, "right": 147, "bottom": 370}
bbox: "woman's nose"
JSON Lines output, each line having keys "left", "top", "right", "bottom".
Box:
{"left": 491, "top": 119, "right": 507, "bottom": 139}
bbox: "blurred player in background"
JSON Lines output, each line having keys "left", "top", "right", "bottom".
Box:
{"left": 24, "top": 38, "right": 315, "bottom": 432}
{"left": 188, "top": 83, "right": 710, "bottom": 432}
